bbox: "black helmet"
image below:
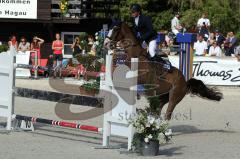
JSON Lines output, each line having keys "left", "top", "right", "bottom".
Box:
{"left": 131, "top": 4, "right": 141, "bottom": 13}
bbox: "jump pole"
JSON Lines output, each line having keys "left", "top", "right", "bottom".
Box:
{"left": 13, "top": 114, "right": 102, "bottom": 133}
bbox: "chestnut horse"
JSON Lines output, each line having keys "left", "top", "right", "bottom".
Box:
{"left": 105, "top": 22, "right": 223, "bottom": 120}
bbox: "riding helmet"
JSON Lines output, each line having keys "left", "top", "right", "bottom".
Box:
{"left": 131, "top": 4, "right": 141, "bottom": 13}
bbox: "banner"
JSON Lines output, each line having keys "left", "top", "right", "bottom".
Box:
{"left": 16, "top": 51, "right": 31, "bottom": 78}
{"left": 169, "top": 56, "right": 240, "bottom": 86}
{"left": 0, "top": 0, "right": 37, "bottom": 19}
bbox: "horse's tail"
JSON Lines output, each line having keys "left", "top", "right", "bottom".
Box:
{"left": 186, "top": 78, "right": 223, "bottom": 101}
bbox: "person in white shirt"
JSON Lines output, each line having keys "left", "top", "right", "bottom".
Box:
{"left": 208, "top": 41, "right": 222, "bottom": 57}
{"left": 194, "top": 34, "right": 208, "bottom": 56}
{"left": 197, "top": 13, "right": 210, "bottom": 41}
{"left": 197, "top": 13, "right": 210, "bottom": 29}
{"left": 171, "top": 12, "right": 182, "bottom": 35}
{"left": 18, "top": 36, "right": 30, "bottom": 52}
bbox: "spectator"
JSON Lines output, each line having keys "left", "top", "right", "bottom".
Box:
{"left": 223, "top": 32, "right": 231, "bottom": 51}
{"left": 235, "top": 42, "right": 240, "bottom": 61}
{"left": 71, "top": 36, "right": 82, "bottom": 57}
{"left": 224, "top": 32, "right": 238, "bottom": 56}
{"left": 208, "top": 33, "right": 215, "bottom": 46}
{"left": 88, "top": 35, "right": 96, "bottom": 56}
{"left": 164, "top": 31, "right": 171, "bottom": 46}
{"left": 8, "top": 35, "right": 18, "bottom": 50}
{"left": 193, "top": 34, "right": 208, "bottom": 56}
{"left": 18, "top": 36, "right": 30, "bottom": 52}
{"left": 30, "top": 36, "right": 44, "bottom": 65}
{"left": 197, "top": 13, "right": 210, "bottom": 41}
{"left": 159, "top": 41, "right": 170, "bottom": 56}
{"left": 52, "top": 33, "right": 64, "bottom": 78}
{"left": 171, "top": 12, "right": 182, "bottom": 35}
{"left": 197, "top": 12, "right": 210, "bottom": 30}
{"left": 214, "top": 29, "right": 225, "bottom": 47}
{"left": 208, "top": 41, "right": 222, "bottom": 57}
{"left": 207, "top": 32, "right": 215, "bottom": 52}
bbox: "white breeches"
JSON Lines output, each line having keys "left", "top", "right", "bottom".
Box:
{"left": 172, "top": 29, "right": 179, "bottom": 35}
{"left": 149, "top": 39, "right": 158, "bottom": 57}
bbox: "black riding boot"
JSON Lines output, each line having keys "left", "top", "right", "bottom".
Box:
{"left": 148, "top": 55, "right": 173, "bottom": 73}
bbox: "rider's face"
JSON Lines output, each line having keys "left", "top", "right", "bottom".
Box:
{"left": 131, "top": 11, "right": 140, "bottom": 18}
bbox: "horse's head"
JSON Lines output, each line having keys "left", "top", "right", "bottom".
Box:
{"left": 104, "top": 22, "right": 145, "bottom": 58}
{"left": 104, "top": 22, "right": 123, "bottom": 50}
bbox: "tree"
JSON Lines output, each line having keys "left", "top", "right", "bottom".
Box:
{"left": 118, "top": 0, "right": 240, "bottom": 33}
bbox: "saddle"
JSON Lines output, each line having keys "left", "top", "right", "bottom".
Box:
{"left": 147, "top": 54, "right": 173, "bottom": 73}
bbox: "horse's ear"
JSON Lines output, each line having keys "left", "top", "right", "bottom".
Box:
{"left": 111, "top": 18, "right": 122, "bottom": 27}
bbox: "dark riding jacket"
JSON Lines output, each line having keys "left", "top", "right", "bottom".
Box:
{"left": 131, "top": 15, "right": 157, "bottom": 43}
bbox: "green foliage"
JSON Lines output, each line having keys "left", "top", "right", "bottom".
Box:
{"left": 81, "top": 81, "right": 100, "bottom": 93}
{"left": 119, "top": 0, "right": 240, "bottom": 33}
{"left": 147, "top": 96, "right": 161, "bottom": 114}
{"left": 0, "top": 44, "right": 8, "bottom": 53}
{"left": 180, "top": 9, "right": 202, "bottom": 29}
{"left": 151, "top": 10, "right": 173, "bottom": 31}
{"left": 79, "top": 32, "right": 89, "bottom": 51}
{"left": 76, "top": 54, "right": 96, "bottom": 68}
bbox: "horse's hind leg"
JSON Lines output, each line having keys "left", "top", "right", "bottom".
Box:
{"left": 165, "top": 86, "right": 187, "bottom": 120}
{"left": 158, "top": 93, "right": 169, "bottom": 116}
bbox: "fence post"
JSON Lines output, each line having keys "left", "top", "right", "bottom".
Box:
{"left": 34, "top": 51, "right": 38, "bottom": 79}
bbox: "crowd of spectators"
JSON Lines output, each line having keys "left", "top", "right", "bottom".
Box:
{"left": 162, "top": 12, "right": 240, "bottom": 58}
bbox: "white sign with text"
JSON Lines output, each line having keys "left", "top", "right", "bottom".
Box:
{"left": 0, "top": 0, "right": 37, "bottom": 19}
{"left": 169, "top": 56, "right": 240, "bottom": 86}
{"left": 16, "top": 51, "right": 31, "bottom": 77}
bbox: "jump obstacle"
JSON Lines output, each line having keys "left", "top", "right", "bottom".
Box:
{"left": 13, "top": 114, "right": 101, "bottom": 132}
{"left": 0, "top": 47, "right": 138, "bottom": 150}
{"left": 176, "top": 33, "right": 197, "bottom": 80}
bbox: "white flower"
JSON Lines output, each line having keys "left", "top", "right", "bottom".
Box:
{"left": 95, "top": 36, "right": 98, "bottom": 40}
{"left": 147, "top": 115, "right": 155, "bottom": 124}
{"left": 156, "top": 118, "right": 162, "bottom": 125}
{"left": 95, "top": 32, "right": 98, "bottom": 36}
{"left": 146, "top": 123, "right": 150, "bottom": 128}
{"left": 95, "top": 41, "right": 99, "bottom": 45}
{"left": 156, "top": 125, "right": 160, "bottom": 129}
{"left": 144, "top": 137, "right": 149, "bottom": 143}
{"left": 148, "top": 134, "right": 153, "bottom": 139}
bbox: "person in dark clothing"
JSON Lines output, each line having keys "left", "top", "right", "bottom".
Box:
{"left": 214, "top": 29, "right": 225, "bottom": 47}
{"left": 71, "top": 36, "right": 82, "bottom": 57}
{"left": 130, "top": 4, "right": 172, "bottom": 71}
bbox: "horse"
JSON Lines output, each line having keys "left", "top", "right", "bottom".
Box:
{"left": 104, "top": 22, "right": 223, "bottom": 120}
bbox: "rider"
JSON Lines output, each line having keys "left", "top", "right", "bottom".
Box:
{"left": 130, "top": 3, "right": 172, "bottom": 71}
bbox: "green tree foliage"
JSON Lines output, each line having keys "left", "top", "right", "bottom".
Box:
{"left": 119, "top": 0, "right": 240, "bottom": 34}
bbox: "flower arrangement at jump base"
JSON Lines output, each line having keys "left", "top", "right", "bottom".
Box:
{"left": 60, "top": 0, "right": 69, "bottom": 15}
{"left": 129, "top": 109, "right": 170, "bottom": 156}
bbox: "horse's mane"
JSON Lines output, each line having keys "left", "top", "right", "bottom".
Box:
{"left": 120, "top": 22, "right": 141, "bottom": 45}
